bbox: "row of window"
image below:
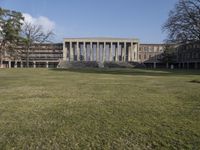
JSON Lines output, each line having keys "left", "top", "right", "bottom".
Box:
{"left": 22, "top": 52, "right": 63, "bottom": 54}
{"left": 179, "top": 53, "right": 200, "bottom": 60}
{"left": 184, "top": 44, "right": 200, "bottom": 50}
{"left": 25, "top": 54, "right": 63, "bottom": 58}
{"left": 139, "top": 54, "right": 162, "bottom": 60}
{"left": 22, "top": 50, "right": 62, "bottom": 53}
{"left": 22, "top": 58, "right": 60, "bottom": 60}
{"left": 139, "top": 46, "right": 164, "bottom": 52}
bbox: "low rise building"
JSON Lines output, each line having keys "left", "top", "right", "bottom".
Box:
{"left": 1, "top": 38, "right": 200, "bottom": 69}
{"left": 177, "top": 42, "right": 200, "bottom": 69}
{"left": 138, "top": 44, "right": 165, "bottom": 68}
{"left": 1, "top": 43, "right": 63, "bottom": 68}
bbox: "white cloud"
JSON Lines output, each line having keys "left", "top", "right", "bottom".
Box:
{"left": 22, "top": 13, "right": 55, "bottom": 32}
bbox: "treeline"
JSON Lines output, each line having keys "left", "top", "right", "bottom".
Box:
{"left": 0, "top": 8, "right": 53, "bottom": 68}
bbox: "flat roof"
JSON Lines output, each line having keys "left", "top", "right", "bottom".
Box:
{"left": 63, "top": 37, "right": 139, "bottom": 42}
{"left": 140, "top": 43, "right": 165, "bottom": 46}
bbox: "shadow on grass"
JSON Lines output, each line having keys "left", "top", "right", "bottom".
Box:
{"left": 189, "top": 79, "right": 200, "bottom": 84}
{"left": 50, "top": 68, "right": 200, "bottom": 77}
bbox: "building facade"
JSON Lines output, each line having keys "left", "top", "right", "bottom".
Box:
{"left": 1, "top": 43, "right": 63, "bottom": 68}
{"left": 177, "top": 42, "right": 200, "bottom": 69}
{"left": 63, "top": 38, "right": 140, "bottom": 62}
{"left": 1, "top": 38, "right": 200, "bottom": 69}
{"left": 138, "top": 44, "right": 165, "bottom": 68}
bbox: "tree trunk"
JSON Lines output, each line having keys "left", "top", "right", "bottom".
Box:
{"left": 0, "top": 52, "right": 2, "bottom": 68}
{"left": 0, "top": 42, "right": 5, "bottom": 68}
{"left": 26, "top": 46, "right": 30, "bottom": 68}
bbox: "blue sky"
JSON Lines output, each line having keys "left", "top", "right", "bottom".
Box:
{"left": 0, "top": 0, "right": 177, "bottom": 43}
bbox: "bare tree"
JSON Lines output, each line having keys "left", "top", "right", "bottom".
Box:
{"left": 163, "top": 0, "right": 200, "bottom": 43}
{"left": 21, "top": 21, "right": 54, "bottom": 67}
{"left": 159, "top": 44, "right": 177, "bottom": 68}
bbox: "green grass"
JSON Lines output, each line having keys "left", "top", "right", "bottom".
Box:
{"left": 0, "top": 68, "right": 200, "bottom": 149}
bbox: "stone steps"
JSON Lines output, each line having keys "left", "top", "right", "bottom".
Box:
{"left": 104, "top": 62, "right": 134, "bottom": 68}
{"left": 57, "top": 60, "right": 145, "bottom": 69}
{"left": 57, "top": 61, "right": 99, "bottom": 68}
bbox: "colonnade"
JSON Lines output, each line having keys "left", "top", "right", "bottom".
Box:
{"left": 63, "top": 38, "right": 139, "bottom": 62}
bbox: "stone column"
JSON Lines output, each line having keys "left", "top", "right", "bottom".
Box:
{"left": 63, "top": 41, "right": 67, "bottom": 61}
{"left": 0, "top": 61, "right": 2, "bottom": 68}
{"left": 134, "top": 43, "right": 138, "bottom": 61}
{"left": 96, "top": 42, "right": 99, "bottom": 62}
{"left": 70, "top": 42, "right": 73, "bottom": 61}
{"left": 153, "top": 62, "right": 157, "bottom": 69}
{"left": 8, "top": 61, "right": 11, "bottom": 68}
{"left": 131, "top": 42, "right": 134, "bottom": 61}
{"left": 33, "top": 61, "right": 36, "bottom": 68}
{"left": 90, "top": 42, "right": 93, "bottom": 61}
{"left": 110, "top": 42, "right": 113, "bottom": 62}
{"left": 77, "top": 42, "right": 80, "bottom": 61}
{"left": 133, "top": 43, "right": 136, "bottom": 61}
{"left": 103, "top": 42, "right": 106, "bottom": 62}
{"left": 46, "top": 61, "right": 49, "bottom": 68}
{"left": 83, "top": 42, "right": 86, "bottom": 61}
{"left": 21, "top": 61, "right": 23, "bottom": 68}
{"left": 136, "top": 43, "right": 139, "bottom": 61}
{"left": 114, "top": 44, "right": 116, "bottom": 62}
{"left": 14, "top": 61, "right": 17, "bottom": 68}
{"left": 128, "top": 43, "right": 131, "bottom": 62}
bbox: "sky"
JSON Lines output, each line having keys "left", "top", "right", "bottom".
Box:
{"left": 0, "top": 0, "right": 177, "bottom": 43}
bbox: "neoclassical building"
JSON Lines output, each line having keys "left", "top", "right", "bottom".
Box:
{"left": 1, "top": 37, "right": 199, "bottom": 69}
{"left": 63, "top": 38, "right": 140, "bottom": 62}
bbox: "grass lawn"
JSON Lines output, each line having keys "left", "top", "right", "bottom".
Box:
{"left": 0, "top": 68, "right": 200, "bottom": 149}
